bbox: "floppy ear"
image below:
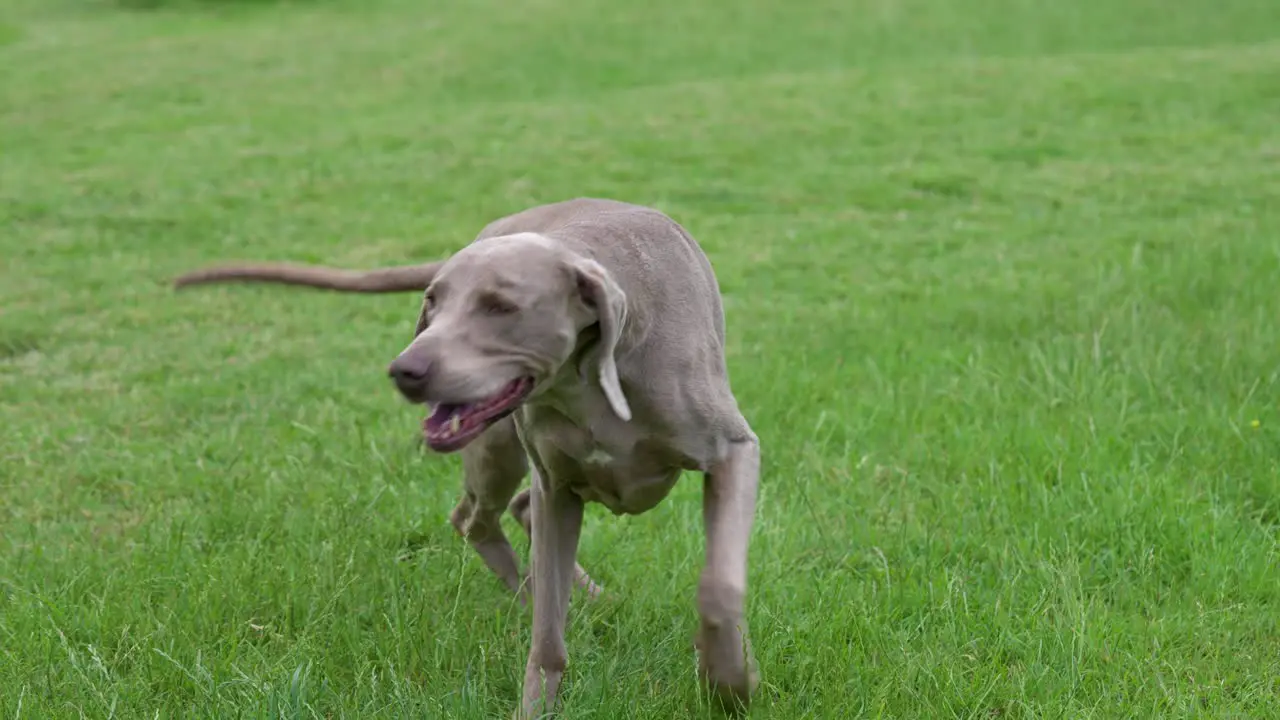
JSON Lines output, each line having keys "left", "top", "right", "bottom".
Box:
{"left": 570, "top": 258, "right": 632, "bottom": 422}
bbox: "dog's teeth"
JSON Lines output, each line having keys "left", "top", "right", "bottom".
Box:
{"left": 450, "top": 415, "right": 461, "bottom": 434}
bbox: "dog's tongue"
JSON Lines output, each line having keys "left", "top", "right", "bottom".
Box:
{"left": 425, "top": 402, "right": 469, "bottom": 432}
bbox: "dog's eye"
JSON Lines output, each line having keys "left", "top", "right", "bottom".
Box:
{"left": 480, "top": 294, "right": 518, "bottom": 316}
{"left": 424, "top": 291, "right": 437, "bottom": 310}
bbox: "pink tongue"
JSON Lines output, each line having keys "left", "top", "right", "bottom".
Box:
{"left": 426, "top": 403, "right": 467, "bottom": 431}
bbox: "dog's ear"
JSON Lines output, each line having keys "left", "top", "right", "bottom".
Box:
{"left": 569, "top": 257, "right": 632, "bottom": 422}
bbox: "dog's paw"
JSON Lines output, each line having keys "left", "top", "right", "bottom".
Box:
{"left": 578, "top": 577, "right": 604, "bottom": 601}
{"left": 695, "top": 627, "right": 758, "bottom": 714}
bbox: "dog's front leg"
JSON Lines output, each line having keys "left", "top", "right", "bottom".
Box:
{"left": 516, "top": 465, "right": 584, "bottom": 719}
{"left": 697, "top": 433, "right": 761, "bottom": 712}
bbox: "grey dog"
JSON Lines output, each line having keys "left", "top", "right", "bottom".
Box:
{"left": 174, "top": 198, "right": 761, "bottom": 717}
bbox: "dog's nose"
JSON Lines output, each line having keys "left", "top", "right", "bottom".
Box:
{"left": 388, "top": 356, "right": 431, "bottom": 396}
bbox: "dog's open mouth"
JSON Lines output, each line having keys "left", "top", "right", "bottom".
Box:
{"left": 422, "top": 377, "right": 534, "bottom": 452}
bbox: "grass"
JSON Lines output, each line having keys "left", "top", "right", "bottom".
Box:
{"left": 3, "top": 0, "right": 1280, "bottom": 716}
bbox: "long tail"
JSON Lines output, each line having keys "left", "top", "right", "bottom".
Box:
{"left": 172, "top": 261, "right": 443, "bottom": 293}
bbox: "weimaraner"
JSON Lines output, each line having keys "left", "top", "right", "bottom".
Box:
{"left": 172, "top": 198, "right": 761, "bottom": 717}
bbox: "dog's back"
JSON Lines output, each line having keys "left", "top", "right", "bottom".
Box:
{"left": 476, "top": 198, "right": 727, "bottom": 349}
{"left": 473, "top": 198, "right": 645, "bottom": 242}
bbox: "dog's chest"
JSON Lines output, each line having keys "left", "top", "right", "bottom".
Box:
{"left": 567, "top": 444, "right": 681, "bottom": 515}
{"left": 521, "top": 403, "right": 682, "bottom": 516}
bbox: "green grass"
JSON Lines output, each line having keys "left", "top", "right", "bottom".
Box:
{"left": 3, "top": 0, "right": 1280, "bottom": 717}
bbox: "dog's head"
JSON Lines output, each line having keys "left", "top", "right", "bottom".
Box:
{"left": 388, "top": 233, "right": 632, "bottom": 452}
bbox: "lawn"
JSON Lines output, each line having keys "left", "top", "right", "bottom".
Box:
{"left": 3, "top": 0, "right": 1280, "bottom": 717}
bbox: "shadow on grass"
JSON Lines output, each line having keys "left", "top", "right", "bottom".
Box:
{"left": 0, "top": 332, "right": 42, "bottom": 362}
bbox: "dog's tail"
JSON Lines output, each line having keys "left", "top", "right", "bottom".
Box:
{"left": 172, "top": 261, "right": 444, "bottom": 293}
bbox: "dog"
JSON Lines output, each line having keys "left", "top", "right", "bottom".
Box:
{"left": 173, "top": 198, "right": 761, "bottom": 717}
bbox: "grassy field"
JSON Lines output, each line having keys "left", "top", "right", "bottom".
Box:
{"left": 3, "top": 0, "right": 1280, "bottom": 717}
